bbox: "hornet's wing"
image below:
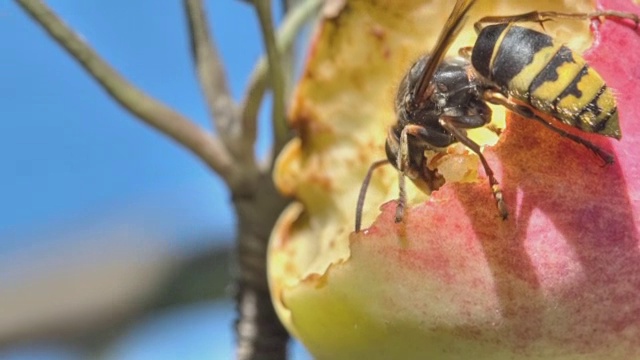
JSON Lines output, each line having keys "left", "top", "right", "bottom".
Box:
{"left": 412, "top": 0, "right": 477, "bottom": 106}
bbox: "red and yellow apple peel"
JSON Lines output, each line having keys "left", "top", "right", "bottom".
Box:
{"left": 270, "top": 0, "right": 640, "bottom": 358}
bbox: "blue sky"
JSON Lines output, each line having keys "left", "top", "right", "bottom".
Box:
{"left": 1, "top": 0, "right": 300, "bottom": 358}
{"left": 1, "top": 1, "right": 274, "bottom": 246}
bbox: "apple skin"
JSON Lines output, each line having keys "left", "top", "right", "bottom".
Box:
{"left": 269, "top": 0, "right": 640, "bottom": 359}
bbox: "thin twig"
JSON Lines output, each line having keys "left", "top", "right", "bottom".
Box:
{"left": 184, "top": 0, "right": 240, "bottom": 151}
{"left": 241, "top": 0, "right": 321, "bottom": 159}
{"left": 16, "top": 0, "right": 235, "bottom": 180}
{"left": 280, "top": 0, "right": 291, "bottom": 14}
{"left": 280, "top": 0, "right": 300, "bottom": 96}
{"left": 251, "top": 0, "right": 289, "bottom": 159}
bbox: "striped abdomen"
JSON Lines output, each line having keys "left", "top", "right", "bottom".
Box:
{"left": 471, "top": 23, "right": 621, "bottom": 139}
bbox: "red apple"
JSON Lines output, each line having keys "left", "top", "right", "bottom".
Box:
{"left": 270, "top": 0, "right": 640, "bottom": 358}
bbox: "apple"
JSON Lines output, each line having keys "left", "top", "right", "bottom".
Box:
{"left": 269, "top": 0, "right": 640, "bottom": 358}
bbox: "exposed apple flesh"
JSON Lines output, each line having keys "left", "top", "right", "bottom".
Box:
{"left": 269, "top": 0, "right": 640, "bottom": 359}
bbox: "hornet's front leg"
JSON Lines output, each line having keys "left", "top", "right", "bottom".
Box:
{"left": 393, "top": 124, "right": 452, "bottom": 224}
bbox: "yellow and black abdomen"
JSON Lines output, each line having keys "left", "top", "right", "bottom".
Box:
{"left": 471, "top": 23, "right": 621, "bottom": 139}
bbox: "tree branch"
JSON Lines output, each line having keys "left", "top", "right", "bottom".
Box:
{"left": 280, "top": 0, "right": 301, "bottom": 98}
{"left": 251, "top": 0, "right": 289, "bottom": 158}
{"left": 184, "top": 0, "right": 241, "bottom": 152}
{"left": 241, "top": 0, "right": 321, "bottom": 161}
{"left": 16, "top": 0, "right": 235, "bottom": 180}
{"left": 18, "top": 2, "right": 315, "bottom": 359}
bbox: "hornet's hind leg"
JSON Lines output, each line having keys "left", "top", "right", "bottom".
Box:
{"left": 483, "top": 89, "right": 615, "bottom": 165}
{"left": 473, "top": 9, "right": 639, "bottom": 33}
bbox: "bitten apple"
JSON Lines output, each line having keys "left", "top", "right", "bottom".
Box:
{"left": 269, "top": 0, "right": 640, "bottom": 359}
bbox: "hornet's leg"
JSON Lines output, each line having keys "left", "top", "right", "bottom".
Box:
{"left": 393, "top": 124, "right": 453, "bottom": 224}
{"left": 395, "top": 125, "right": 414, "bottom": 224}
{"left": 458, "top": 46, "right": 473, "bottom": 59}
{"left": 483, "top": 89, "right": 615, "bottom": 165}
{"left": 474, "top": 10, "right": 639, "bottom": 33}
{"left": 439, "top": 115, "right": 509, "bottom": 220}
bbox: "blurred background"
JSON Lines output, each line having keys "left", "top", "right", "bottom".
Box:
{"left": 1, "top": 1, "right": 310, "bottom": 358}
